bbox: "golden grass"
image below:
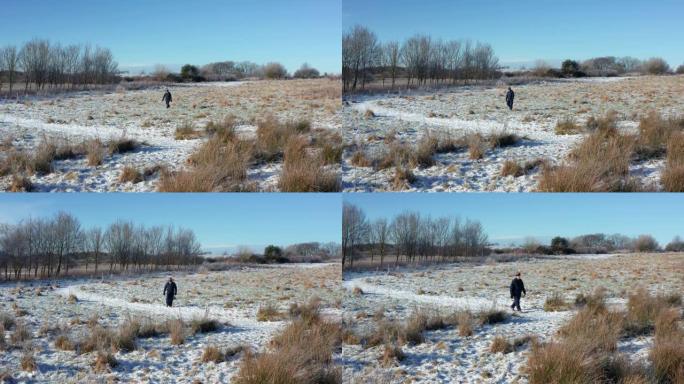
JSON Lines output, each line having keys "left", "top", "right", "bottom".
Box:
{"left": 234, "top": 300, "right": 341, "bottom": 384}
{"left": 119, "top": 166, "right": 143, "bottom": 184}
{"left": 662, "top": 132, "right": 684, "bottom": 191}
{"left": 278, "top": 135, "right": 340, "bottom": 192}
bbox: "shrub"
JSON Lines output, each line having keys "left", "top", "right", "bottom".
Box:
{"left": 119, "top": 166, "right": 143, "bottom": 184}
{"left": 642, "top": 57, "right": 671, "bottom": 75}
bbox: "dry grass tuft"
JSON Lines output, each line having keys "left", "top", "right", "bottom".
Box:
{"left": 527, "top": 341, "right": 598, "bottom": 384}
{"left": 108, "top": 137, "right": 139, "bottom": 155}
{"left": 190, "top": 316, "right": 220, "bottom": 334}
{"left": 9, "top": 174, "right": 33, "bottom": 192}
{"left": 235, "top": 304, "right": 341, "bottom": 384}
{"left": 20, "top": 350, "right": 37, "bottom": 372}
{"left": 54, "top": 334, "right": 75, "bottom": 350}
{"left": 256, "top": 304, "right": 285, "bottom": 322}
{"left": 468, "top": 135, "right": 486, "bottom": 160}
{"left": 457, "top": 312, "right": 474, "bottom": 337}
{"left": 278, "top": 135, "right": 340, "bottom": 192}
{"left": 92, "top": 350, "right": 117, "bottom": 373}
{"left": 201, "top": 345, "right": 225, "bottom": 363}
{"left": 85, "top": 139, "right": 105, "bottom": 166}
{"left": 10, "top": 321, "right": 30, "bottom": 345}
{"left": 67, "top": 294, "right": 78, "bottom": 304}
{"left": 555, "top": 117, "right": 583, "bottom": 135}
{"left": 543, "top": 292, "right": 570, "bottom": 312}
{"left": 167, "top": 318, "right": 185, "bottom": 345}
{"left": 175, "top": 121, "right": 201, "bottom": 140}
{"left": 119, "top": 166, "right": 143, "bottom": 183}
{"left": 490, "top": 335, "right": 513, "bottom": 354}
{"left": 489, "top": 131, "right": 520, "bottom": 148}
{"left": 662, "top": 132, "right": 684, "bottom": 191}
{"left": 379, "top": 343, "right": 405, "bottom": 367}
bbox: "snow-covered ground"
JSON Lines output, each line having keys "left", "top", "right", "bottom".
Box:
{"left": 342, "top": 76, "right": 684, "bottom": 191}
{"left": 341, "top": 253, "right": 684, "bottom": 383}
{"left": 0, "top": 79, "right": 341, "bottom": 191}
{"left": 0, "top": 263, "right": 342, "bottom": 383}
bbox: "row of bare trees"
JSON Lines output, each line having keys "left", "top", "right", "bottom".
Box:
{"left": 0, "top": 212, "right": 202, "bottom": 281}
{"left": 342, "top": 25, "right": 500, "bottom": 92}
{"left": 343, "top": 203, "right": 489, "bottom": 268}
{"left": 0, "top": 39, "right": 119, "bottom": 94}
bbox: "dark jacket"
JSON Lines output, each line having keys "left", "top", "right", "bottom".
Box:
{"left": 510, "top": 277, "right": 526, "bottom": 298}
{"left": 505, "top": 89, "right": 514, "bottom": 106}
{"left": 163, "top": 281, "right": 177, "bottom": 298}
{"left": 162, "top": 91, "right": 172, "bottom": 102}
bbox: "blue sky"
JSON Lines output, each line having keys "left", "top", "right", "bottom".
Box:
{"left": 0, "top": 194, "right": 341, "bottom": 253}
{"left": 343, "top": 0, "right": 684, "bottom": 68}
{"left": 0, "top": 0, "right": 341, "bottom": 74}
{"left": 344, "top": 193, "right": 684, "bottom": 246}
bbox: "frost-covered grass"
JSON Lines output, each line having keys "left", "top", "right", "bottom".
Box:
{"left": 341, "top": 253, "right": 684, "bottom": 383}
{"left": 0, "top": 79, "right": 341, "bottom": 192}
{"left": 342, "top": 76, "right": 684, "bottom": 192}
{"left": 0, "top": 263, "right": 341, "bottom": 383}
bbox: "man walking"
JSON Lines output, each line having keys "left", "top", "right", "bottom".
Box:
{"left": 505, "top": 87, "right": 515, "bottom": 111}
{"left": 510, "top": 272, "right": 526, "bottom": 311}
{"left": 162, "top": 89, "right": 173, "bottom": 109}
{"left": 163, "top": 277, "right": 177, "bottom": 307}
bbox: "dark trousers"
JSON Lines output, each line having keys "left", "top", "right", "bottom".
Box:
{"left": 507, "top": 101, "right": 513, "bottom": 110}
{"left": 166, "top": 295, "right": 174, "bottom": 307}
{"left": 511, "top": 295, "right": 521, "bottom": 311}
{"left": 165, "top": 101, "right": 170, "bottom": 109}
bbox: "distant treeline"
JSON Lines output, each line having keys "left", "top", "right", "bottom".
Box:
{"left": 342, "top": 25, "right": 684, "bottom": 93}
{"left": 0, "top": 39, "right": 119, "bottom": 94}
{"left": 343, "top": 203, "right": 684, "bottom": 268}
{"left": 343, "top": 25, "right": 500, "bottom": 92}
{"left": 511, "top": 234, "right": 684, "bottom": 255}
{"left": 522, "top": 57, "right": 682, "bottom": 78}
{"left": 206, "top": 242, "right": 342, "bottom": 265}
{"left": 0, "top": 212, "right": 202, "bottom": 281}
{"left": 141, "top": 62, "right": 328, "bottom": 83}
{"left": 342, "top": 203, "right": 489, "bottom": 268}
